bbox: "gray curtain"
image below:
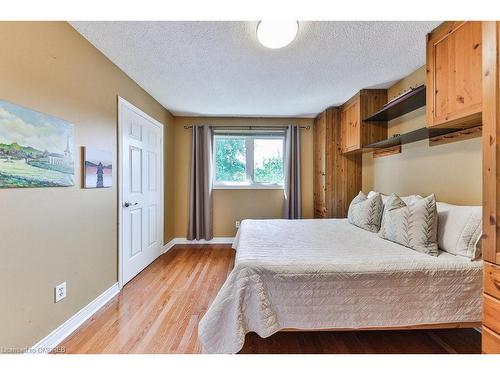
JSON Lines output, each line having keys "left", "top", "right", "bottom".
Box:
{"left": 187, "top": 125, "right": 213, "bottom": 240}
{"left": 283, "top": 124, "right": 301, "bottom": 219}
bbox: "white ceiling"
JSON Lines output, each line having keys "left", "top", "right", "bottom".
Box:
{"left": 70, "top": 21, "right": 441, "bottom": 118}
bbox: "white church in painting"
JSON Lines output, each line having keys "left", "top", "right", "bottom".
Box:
{"left": 45, "top": 136, "right": 73, "bottom": 167}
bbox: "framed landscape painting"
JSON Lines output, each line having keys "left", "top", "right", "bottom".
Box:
{"left": 0, "top": 100, "right": 74, "bottom": 188}
{"left": 84, "top": 148, "right": 112, "bottom": 188}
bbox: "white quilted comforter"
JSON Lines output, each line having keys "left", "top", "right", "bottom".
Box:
{"left": 198, "top": 219, "right": 483, "bottom": 354}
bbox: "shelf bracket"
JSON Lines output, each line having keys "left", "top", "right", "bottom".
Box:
{"left": 373, "top": 145, "right": 402, "bottom": 158}
{"left": 429, "top": 126, "right": 482, "bottom": 147}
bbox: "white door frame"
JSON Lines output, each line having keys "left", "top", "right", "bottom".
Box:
{"left": 117, "top": 96, "right": 164, "bottom": 289}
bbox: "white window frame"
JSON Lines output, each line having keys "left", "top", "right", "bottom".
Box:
{"left": 213, "top": 133, "right": 285, "bottom": 190}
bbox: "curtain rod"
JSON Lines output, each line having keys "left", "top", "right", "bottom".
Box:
{"left": 183, "top": 125, "right": 310, "bottom": 130}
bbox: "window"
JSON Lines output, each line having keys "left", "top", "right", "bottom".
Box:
{"left": 213, "top": 133, "right": 285, "bottom": 188}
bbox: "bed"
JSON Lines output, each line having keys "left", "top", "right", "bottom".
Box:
{"left": 198, "top": 218, "right": 483, "bottom": 354}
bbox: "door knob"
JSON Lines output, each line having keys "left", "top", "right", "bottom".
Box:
{"left": 123, "top": 202, "right": 138, "bottom": 207}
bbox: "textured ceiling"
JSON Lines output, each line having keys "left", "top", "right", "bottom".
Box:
{"left": 70, "top": 21, "right": 441, "bottom": 118}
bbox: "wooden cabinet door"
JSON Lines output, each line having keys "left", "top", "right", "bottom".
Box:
{"left": 341, "top": 99, "right": 360, "bottom": 153}
{"left": 426, "top": 21, "right": 482, "bottom": 128}
{"left": 313, "top": 112, "right": 327, "bottom": 218}
{"left": 349, "top": 100, "right": 360, "bottom": 150}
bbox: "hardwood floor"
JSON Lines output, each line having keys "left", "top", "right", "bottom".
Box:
{"left": 58, "top": 244, "right": 481, "bottom": 354}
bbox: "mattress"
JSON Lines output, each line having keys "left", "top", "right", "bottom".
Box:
{"left": 198, "top": 219, "right": 483, "bottom": 354}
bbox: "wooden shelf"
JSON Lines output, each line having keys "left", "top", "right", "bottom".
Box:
{"left": 363, "top": 127, "right": 467, "bottom": 150}
{"left": 364, "top": 85, "right": 426, "bottom": 122}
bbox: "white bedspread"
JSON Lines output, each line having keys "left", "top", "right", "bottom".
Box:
{"left": 198, "top": 219, "right": 483, "bottom": 354}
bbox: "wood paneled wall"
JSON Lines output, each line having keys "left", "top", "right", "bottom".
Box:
{"left": 313, "top": 107, "right": 361, "bottom": 218}
{"left": 481, "top": 20, "right": 500, "bottom": 355}
{"left": 482, "top": 21, "right": 500, "bottom": 265}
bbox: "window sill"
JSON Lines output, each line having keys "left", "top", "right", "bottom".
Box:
{"left": 213, "top": 183, "right": 284, "bottom": 190}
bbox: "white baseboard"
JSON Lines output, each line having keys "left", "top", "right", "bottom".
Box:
{"left": 162, "top": 238, "right": 177, "bottom": 253}
{"left": 28, "top": 283, "right": 120, "bottom": 354}
{"left": 170, "top": 237, "right": 235, "bottom": 245}
{"left": 162, "top": 237, "right": 234, "bottom": 254}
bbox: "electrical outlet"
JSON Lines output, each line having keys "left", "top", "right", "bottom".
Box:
{"left": 235, "top": 220, "right": 241, "bottom": 229}
{"left": 55, "top": 282, "right": 67, "bottom": 303}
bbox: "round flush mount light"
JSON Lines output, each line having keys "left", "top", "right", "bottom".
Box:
{"left": 256, "top": 21, "right": 299, "bottom": 49}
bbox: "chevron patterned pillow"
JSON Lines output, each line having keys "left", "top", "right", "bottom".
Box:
{"left": 379, "top": 193, "right": 439, "bottom": 256}
{"left": 347, "top": 191, "right": 384, "bottom": 233}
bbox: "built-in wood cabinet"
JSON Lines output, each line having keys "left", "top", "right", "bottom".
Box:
{"left": 426, "top": 21, "right": 483, "bottom": 129}
{"left": 340, "top": 89, "right": 388, "bottom": 154}
{"left": 314, "top": 90, "right": 384, "bottom": 217}
{"left": 481, "top": 21, "right": 500, "bottom": 354}
{"left": 483, "top": 264, "right": 500, "bottom": 353}
{"left": 314, "top": 21, "right": 499, "bottom": 354}
{"left": 313, "top": 108, "right": 361, "bottom": 218}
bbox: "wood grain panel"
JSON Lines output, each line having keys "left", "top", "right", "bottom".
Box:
{"left": 341, "top": 90, "right": 388, "bottom": 154}
{"left": 484, "top": 262, "right": 500, "bottom": 300}
{"left": 325, "top": 108, "right": 338, "bottom": 216}
{"left": 313, "top": 112, "right": 327, "bottom": 217}
{"left": 483, "top": 294, "right": 500, "bottom": 334}
{"left": 281, "top": 322, "right": 479, "bottom": 332}
{"left": 341, "top": 97, "right": 360, "bottom": 153}
{"left": 482, "top": 21, "right": 500, "bottom": 265}
{"left": 482, "top": 326, "right": 500, "bottom": 354}
{"left": 56, "top": 245, "right": 481, "bottom": 354}
{"left": 481, "top": 21, "right": 500, "bottom": 354}
{"left": 426, "top": 21, "right": 483, "bottom": 129}
{"left": 314, "top": 107, "right": 361, "bottom": 218}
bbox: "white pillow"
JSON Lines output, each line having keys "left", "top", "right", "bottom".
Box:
{"left": 368, "top": 191, "right": 423, "bottom": 206}
{"left": 436, "top": 202, "right": 482, "bottom": 260}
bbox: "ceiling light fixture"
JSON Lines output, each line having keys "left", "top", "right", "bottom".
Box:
{"left": 256, "top": 21, "right": 299, "bottom": 49}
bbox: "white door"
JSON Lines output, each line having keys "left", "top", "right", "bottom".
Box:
{"left": 119, "top": 98, "right": 163, "bottom": 286}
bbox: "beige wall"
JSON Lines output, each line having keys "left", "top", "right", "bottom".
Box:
{"left": 362, "top": 66, "right": 482, "bottom": 205}
{"left": 0, "top": 22, "right": 175, "bottom": 348}
{"left": 173, "top": 117, "right": 314, "bottom": 237}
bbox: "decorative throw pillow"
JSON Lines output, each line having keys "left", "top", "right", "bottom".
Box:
{"left": 379, "top": 193, "right": 439, "bottom": 256}
{"left": 368, "top": 191, "right": 423, "bottom": 206}
{"left": 436, "top": 202, "right": 482, "bottom": 260}
{"left": 348, "top": 191, "right": 384, "bottom": 233}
